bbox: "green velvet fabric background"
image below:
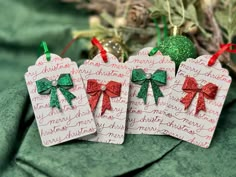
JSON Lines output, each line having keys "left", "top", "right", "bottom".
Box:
{"left": 0, "top": 0, "right": 236, "bottom": 177}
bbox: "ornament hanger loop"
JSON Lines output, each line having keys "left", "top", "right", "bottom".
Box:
{"left": 91, "top": 37, "right": 108, "bottom": 63}
{"left": 208, "top": 43, "right": 236, "bottom": 66}
{"left": 167, "top": 0, "right": 185, "bottom": 28}
{"left": 148, "top": 16, "right": 168, "bottom": 56}
{"left": 39, "top": 41, "right": 51, "bottom": 61}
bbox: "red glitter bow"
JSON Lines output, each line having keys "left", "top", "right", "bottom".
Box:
{"left": 86, "top": 79, "right": 122, "bottom": 115}
{"left": 180, "top": 77, "right": 218, "bottom": 114}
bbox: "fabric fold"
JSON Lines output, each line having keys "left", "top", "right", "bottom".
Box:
{"left": 0, "top": 82, "right": 34, "bottom": 175}
{"left": 15, "top": 120, "right": 180, "bottom": 177}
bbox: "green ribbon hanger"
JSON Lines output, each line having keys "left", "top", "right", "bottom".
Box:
{"left": 38, "top": 41, "right": 51, "bottom": 61}
{"left": 149, "top": 16, "right": 168, "bottom": 56}
{"left": 36, "top": 73, "right": 76, "bottom": 110}
{"left": 131, "top": 69, "right": 167, "bottom": 104}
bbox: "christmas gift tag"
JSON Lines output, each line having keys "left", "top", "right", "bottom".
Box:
{"left": 25, "top": 53, "right": 96, "bottom": 147}
{"left": 79, "top": 53, "right": 131, "bottom": 144}
{"left": 159, "top": 55, "right": 231, "bottom": 148}
{"left": 125, "top": 47, "right": 175, "bottom": 134}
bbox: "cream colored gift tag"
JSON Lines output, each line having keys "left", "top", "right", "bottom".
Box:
{"left": 159, "top": 55, "right": 231, "bottom": 148}
{"left": 79, "top": 53, "right": 131, "bottom": 144}
{"left": 25, "top": 54, "right": 96, "bottom": 147}
{"left": 125, "top": 47, "right": 175, "bottom": 134}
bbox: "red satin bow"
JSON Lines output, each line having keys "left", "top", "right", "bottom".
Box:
{"left": 86, "top": 79, "right": 122, "bottom": 115}
{"left": 180, "top": 77, "right": 218, "bottom": 114}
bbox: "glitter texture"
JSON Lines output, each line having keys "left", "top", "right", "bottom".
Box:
{"left": 180, "top": 76, "right": 218, "bottom": 114}
{"left": 86, "top": 79, "right": 122, "bottom": 115}
{"left": 131, "top": 69, "right": 167, "bottom": 104}
{"left": 158, "top": 35, "right": 197, "bottom": 66}
{"left": 36, "top": 73, "right": 76, "bottom": 110}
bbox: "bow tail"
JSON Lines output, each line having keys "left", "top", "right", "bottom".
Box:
{"left": 151, "top": 80, "right": 164, "bottom": 104}
{"left": 180, "top": 91, "right": 197, "bottom": 110}
{"left": 137, "top": 80, "right": 149, "bottom": 104}
{"left": 50, "top": 87, "right": 60, "bottom": 109}
{"left": 59, "top": 87, "right": 76, "bottom": 107}
{"left": 101, "top": 93, "right": 112, "bottom": 115}
{"left": 89, "top": 92, "right": 102, "bottom": 113}
{"left": 196, "top": 92, "right": 206, "bottom": 114}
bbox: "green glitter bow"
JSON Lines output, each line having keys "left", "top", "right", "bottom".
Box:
{"left": 131, "top": 69, "right": 167, "bottom": 104}
{"left": 36, "top": 74, "right": 76, "bottom": 110}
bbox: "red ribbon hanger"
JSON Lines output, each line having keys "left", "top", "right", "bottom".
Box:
{"left": 208, "top": 43, "right": 236, "bottom": 66}
{"left": 180, "top": 77, "right": 218, "bottom": 114}
{"left": 86, "top": 79, "right": 121, "bottom": 115}
{"left": 91, "top": 37, "right": 108, "bottom": 63}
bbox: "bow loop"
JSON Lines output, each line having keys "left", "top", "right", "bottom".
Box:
{"left": 180, "top": 77, "right": 218, "bottom": 114}
{"left": 131, "top": 69, "right": 147, "bottom": 84}
{"left": 201, "top": 83, "right": 218, "bottom": 99}
{"left": 105, "top": 81, "right": 122, "bottom": 97}
{"left": 57, "top": 74, "right": 74, "bottom": 88}
{"left": 87, "top": 79, "right": 102, "bottom": 95}
{"left": 151, "top": 70, "right": 167, "bottom": 85}
{"left": 36, "top": 78, "right": 52, "bottom": 94}
{"left": 86, "top": 79, "right": 121, "bottom": 115}
{"left": 36, "top": 73, "right": 76, "bottom": 110}
{"left": 182, "top": 77, "right": 198, "bottom": 91}
{"left": 132, "top": 68, "right": 167, "bottom": 104}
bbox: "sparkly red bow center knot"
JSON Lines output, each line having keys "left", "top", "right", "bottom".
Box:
{"left": 86, "top": 79, "right": 122, "bottom": 115}
{"left": 180, "top": 77, "right": 218, "bottom": 114}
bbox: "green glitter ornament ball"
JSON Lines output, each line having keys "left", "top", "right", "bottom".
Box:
{"left": 158, "top": 35, "right": 196, "bottom": 66}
